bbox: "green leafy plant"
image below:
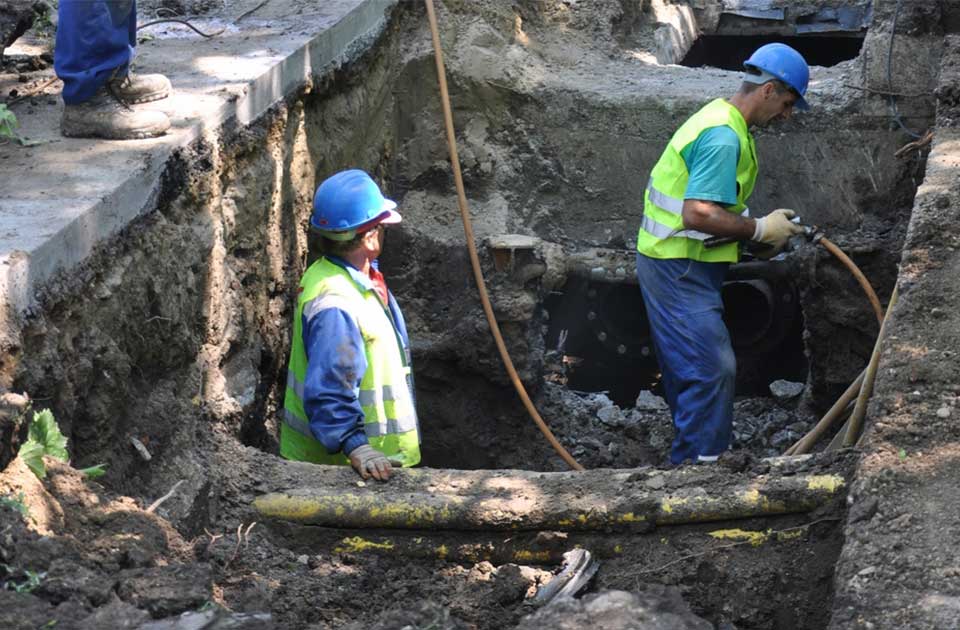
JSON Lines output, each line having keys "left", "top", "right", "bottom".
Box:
{"left": 0, "top": 105, "right": 17, "bottom": 140}
{"left": 0, "top": 493, "right": 28, "bottom": 518}
{"left": 78, "top": 464, "right": 107, "bottom": 479}
{"left": 0, "top": 104, "right": 45, "bottom": 147}
{"left": 2, "top": 565, "right": 45, "bottom": 593}
{"left": 33, "top": 4, "right": 56, "bottom": 36}
{"left": 18, "top": 409, "right": 69, "bottom": 479}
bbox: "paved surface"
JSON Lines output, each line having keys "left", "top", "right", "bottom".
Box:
{"left": 0, "top": 0, "right": 396, "bottom": 324}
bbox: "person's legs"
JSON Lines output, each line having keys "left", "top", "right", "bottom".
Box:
{"left": 55, "top": 0, "right": 136, "bottom": 104}
{"left": 635, "top": 255, "right": 686, "bottom": 413}
{"left": 670, "top": 295, "right": 735, "bottom": 462}
{"left": 56, "top": 0, "right": 171, "bottom": 139}
{"left": 636, "top": 253, "right": 735, "bottom": 464}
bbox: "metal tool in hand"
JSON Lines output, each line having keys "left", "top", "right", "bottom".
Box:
{"left": 702, "top": 216, "right": 804, "bottom": 250}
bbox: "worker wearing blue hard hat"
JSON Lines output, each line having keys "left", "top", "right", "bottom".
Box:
{"left": 282, "top": 169, "right": 419, "bottom": 481}
{"left": 635, "top": 43, "right": 809, "bottom": 465}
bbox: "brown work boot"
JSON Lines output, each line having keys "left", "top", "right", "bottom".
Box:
{"left": 106, "top": 70, "right": 172, "bottom": 104}
{"left": 61, "top": 87, "right": 170, "bottom": 140}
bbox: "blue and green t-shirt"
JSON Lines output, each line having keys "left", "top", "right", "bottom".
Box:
{"left": 680, "top": 126, "right": 740, "bottom": 207}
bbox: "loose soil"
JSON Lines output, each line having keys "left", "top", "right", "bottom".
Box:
{"left": 0, "top": 435, "right": 853, "bottom": 629}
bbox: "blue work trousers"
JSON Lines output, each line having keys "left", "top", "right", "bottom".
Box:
{"left": 635, "top": 253, "right": 736, "bottom": 464}
{"left": 55, "top": 0, "right": 137, "bottom": 104}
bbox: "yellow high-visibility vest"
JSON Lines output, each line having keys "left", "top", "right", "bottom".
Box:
{"left": 637, "top": 98, "right": 758, "bottom": 263}
{"left": 281, "top": 257, "right": 420, "bottom": 466}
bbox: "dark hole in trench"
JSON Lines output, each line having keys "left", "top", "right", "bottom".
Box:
{"left": 544, "top": 266, "right": 807, "bottom": 408}
{"left": 681, "top": 34, "right": 863, "bottom": 70}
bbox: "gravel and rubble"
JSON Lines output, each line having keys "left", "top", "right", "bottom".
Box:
{"left": 536, "top": 381, "right": 818, "bottom": 469}
{"left": 516, "top": 587, "right": 714, "bottom": 630}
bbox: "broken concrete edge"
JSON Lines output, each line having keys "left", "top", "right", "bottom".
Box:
{"left": 0, "top": 0, "right": 399, "bottom": 347}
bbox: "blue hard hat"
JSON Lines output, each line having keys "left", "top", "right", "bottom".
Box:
{"left": 310, "top": 169, "right": 401, "bottom": 239}
{"left": 744, "top": 43, "right": 810, "bottom": 111}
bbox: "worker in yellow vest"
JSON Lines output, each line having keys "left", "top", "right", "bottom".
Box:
{"left": 281, "top": 169, "right": 420, "bottom": 481}
{"left": 635, "top": 43, "right": 808, "bottom": 465}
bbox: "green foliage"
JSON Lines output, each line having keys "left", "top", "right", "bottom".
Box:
{"left": 0, "top": 105, "right": 17, "bottom": 140}
{"left": 18, "top": 409, "right": 69, "bottom": 479}
{"left": 34, "top": 5, "right": 56, "bottom": 35}
{"left": 0, "top": 493, "right": 28, "bottom": 518}
{"left": 16, "top": 409, "right": 106, "bottom": 483}
{"left": 27, "top": 409, "right": 68, "bottom": 459}
{"left": 2, "top": 565, "right": 45, "bottom": 593}
{"left": 79, "top": 464, "right": 107, "bottom": 479}
{"left": 18, "top": 440, "right": 48, "bottom": 478}
{"left": 0, "top": 105, "right": 45, "bottom": 146}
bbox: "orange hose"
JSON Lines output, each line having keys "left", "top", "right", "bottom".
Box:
{"left": 423, "top": 0, "right": 584, "bottom": 471}
{"left": 819, "top": 237, "right": 883, "bottom": 325}
{"left": 785, "top": 369, "right": 864, "bottom": 455}
{"left": 783, "top": 235, "right": 885, "bottom": 455}
{"left": 844, "top": 284, "right": 899, "bottom": 446}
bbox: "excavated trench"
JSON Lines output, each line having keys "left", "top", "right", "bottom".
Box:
{"left": 1, "top": 1, "right": 936, "bottom": 629}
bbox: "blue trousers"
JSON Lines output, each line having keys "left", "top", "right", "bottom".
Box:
{"left": 55, "top": 0, "right": 136, "bottom": 104}
{"left": 636, "top": 253, "right": 736, "bottom": 464}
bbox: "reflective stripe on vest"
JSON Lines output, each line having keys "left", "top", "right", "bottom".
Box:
{"left": 303, "top": 293, "right": 355, "bottom": 322}
{"left": 637, "top": 98, "right": 758, "bottom": 263}
{"left": 282, "top": 407, "right": 417, "bottom": 440}
{"left": 641, "top": 179, "right": 750, "bottom": 241}
{"left": 284, "top": 332, "right": 418, "bottom": 434}
{"left": 281, "top": 257, "right": 421, "bottom": 467}
{"left": 287, "top": 370, "right": 305, "bottom": 400}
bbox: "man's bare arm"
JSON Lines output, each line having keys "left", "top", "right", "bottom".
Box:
{"left": 681, "top": 199, "right": 756, "bottom": 239}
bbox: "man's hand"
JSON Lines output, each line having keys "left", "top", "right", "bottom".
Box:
{"left": 348, "top": 444, "right": 397, "bottom": 482}
{"left": 753, "top": 209, "right": 805, "bottom": 253}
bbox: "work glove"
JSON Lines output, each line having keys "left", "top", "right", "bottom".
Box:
{"left": 752, "top": 209, "right": 805, "bottom": 255}
{"left": 348, "top": 444, "right": 401, "bottom": 482}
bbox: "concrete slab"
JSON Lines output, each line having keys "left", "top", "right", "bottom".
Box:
{"left": 0, "top": 0, "right": 397, "bottom": 329}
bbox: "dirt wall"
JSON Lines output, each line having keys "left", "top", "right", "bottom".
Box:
{"left": 394, "top": 0, "right": 922, "bottom": 411}
{"left": 4, "top": 0, "right": 937, "bottom": 489}
{"left": 8, "top": 6, "right": 412, "bottom": 522}
{"left": 828, "top": 32, "right": 960, "bottom": 629}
